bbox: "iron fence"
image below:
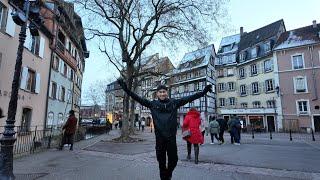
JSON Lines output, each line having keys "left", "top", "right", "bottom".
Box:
{"left": 0, "top": 124, "right": 108, "bottom": 156}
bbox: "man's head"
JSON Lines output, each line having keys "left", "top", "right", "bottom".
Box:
{"left": 156, "top": 85, "right": 168, "bottom": 100}
{"left": 69, "top": 110, "right": 75, "bottom": 116}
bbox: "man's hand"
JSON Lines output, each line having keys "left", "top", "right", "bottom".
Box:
{"left": 117, "top": 78, "right": 128, "bottom": 90}
{"left": 203, "top": 84, "right": 212, "bottom": 94}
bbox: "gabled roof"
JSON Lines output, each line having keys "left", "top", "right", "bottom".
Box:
{"left": 239, "top": 19, "right": 284, "bottom": 51}
{"left": 274, "top": 23, "right": 320, "bottom": 50}
{"left": 174, "top": 44, "right": 214, "bottom": 73}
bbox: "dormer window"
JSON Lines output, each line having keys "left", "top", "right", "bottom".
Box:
{"left": 264, "top": 41, "right": 271, "bottom": 52}
{"left": 222, "top": 45, "right": 232, "bottom": 53}
{"left": 251, "top": 47, "right": 257, "bottom": 58}
{"left": 239, "top": 51, "right": 246, "bottom": 62}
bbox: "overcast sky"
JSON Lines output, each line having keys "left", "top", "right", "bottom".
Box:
{"left": 81, "top": 0, "right": 320, "bottom": 105}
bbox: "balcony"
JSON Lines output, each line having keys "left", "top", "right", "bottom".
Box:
{"left": 57, "top": 40, "right": 65, "bottom": 53}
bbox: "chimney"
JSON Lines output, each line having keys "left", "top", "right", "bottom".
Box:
{"left": 313, "top": 20, "right": 317, "bottom": 28}
{"left": 240, "top": 27, "right": 244, "bottom": 36}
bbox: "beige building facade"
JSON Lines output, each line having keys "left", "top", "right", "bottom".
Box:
{"left": 0, "top": 0, "right": 52, "bottom": 131}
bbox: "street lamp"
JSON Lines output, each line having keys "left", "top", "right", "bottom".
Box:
{"left": 0, "top": 0, "right": 42, "bottom": 179}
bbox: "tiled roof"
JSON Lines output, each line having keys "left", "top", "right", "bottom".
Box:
{"left": 239, "top": 19, "right": 284, "bottom": 51}
{"left": 274, "top": 23, "right": 320, "bottom": 50}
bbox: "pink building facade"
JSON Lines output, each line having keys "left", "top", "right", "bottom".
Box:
{"left": 274, "top": 21, "right": 320, "bottom": 132}
{"left": 0, "top": 0, "right": 52, "bottom": 131}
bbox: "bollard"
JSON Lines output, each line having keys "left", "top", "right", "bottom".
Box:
{"left": 311, "top": 128, "right": 315, "bottom": 141}
{"left": 289, "top": 129, "right": 292, "bottom": 141}
{"left": 270, "top": 130, "right": 273, "bottom": 140}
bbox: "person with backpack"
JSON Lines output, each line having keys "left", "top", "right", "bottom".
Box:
{"left": 141, "top": 118, "right": 146, "bottom": 132}
{"left": 208, "top": 117, "right": 220, "bottom": 144}
{"left": 228, "top": 115, "right": 241, "bottom": 145}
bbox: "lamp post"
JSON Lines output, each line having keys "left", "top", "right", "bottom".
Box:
{"left": 0, "top": 0, "right": 41, "bottom": 179}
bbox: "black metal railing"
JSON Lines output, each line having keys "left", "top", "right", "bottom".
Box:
{"left": 0, "top": 124, "right": 108, "bottom": 156}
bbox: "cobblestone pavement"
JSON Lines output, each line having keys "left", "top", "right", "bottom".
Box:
{"left": 13, "top": 129, "right": 320, "bottom": 180}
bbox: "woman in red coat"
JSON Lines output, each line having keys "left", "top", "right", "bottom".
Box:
{"left": 182, "top": 108, "right": 204, "bottom": 164}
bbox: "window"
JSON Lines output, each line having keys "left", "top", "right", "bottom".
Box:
{"left": 30, "top": 36, "right": 40, "bottom": 55}
{"left": 70, "top": 69, "right": 74, "bottom": 81}
{"left": 240, "top": 85, "right": 246, "bottom": 96}
{"left": 228, "top": 82, "right": 235, "bottom": 91}
{"left": 60, "top": 86, "right": 65, "bottom": 102}
{"left": 292, "top": 55, "right": 304, "bottom": 69}
{"left": 229, "top": 97, "right": 236, "bottom": 106}
{"left": 264, "top": 59, "right": 273, "bottom": 72}
{"left": 222, "top": 45, "right": 232, "bottom": 52}
{"left": 239, "top": 68, "right": 245, "bottom": 78}
{"left": 63, "top": 63, "right": 67, "bottom": 76}
{"left": 251, "top": 47, "right": 257, "bottom": 58}
{"left": 297, "top": 100, "right": 309, "bottom": 114}
{"left": 252, "top": 101, "right": 261, "bottom": 108}
{"left": 251, "top": 82, "right": 259, "bottom": 94}
{"left": 187, "top": 73, "right": 191, "bottom": 79}
{"left": 263, "top": 42, "right": 271, "bottom": 52}
{"left": 218, "top": 83, "right": 225, "bottom": 92}
{"left": 267, "top": 100, "right": 276, "bottom": 108}
{"left": 251, "top": 64, "right": 257, "bottom": 75}
{"left": 294, "top": 77, "right": 307, "bottom": 93}
{"left": 227, "top": 68, "right": 234, "bottom": 76}
{"left": 47, "top": 112, "right": 54, "bottom": 126}
{"left": 241, "top": 103, "right": 248, "bottom": 108}
{"left": 217, "top": 69, "right": 224, "bottom": 77}
{"left": 239, "top": 52, "right": 246, "bottom": 61}
{"left": 21, "top": 108, "right": 32, "bottom": 133}
{"left": 219, "top": 98, "right": 225, "bottom": 107}
{"left": 52, "top": 55, "right": 59, "bottom": 71}
{"left": 51, "top": 82, "right": 57, "bottom": 99}
{"left": 265, "top": 79, "right": 274, "bottom": 92}
{"left": 26, "top": 69, "right": 36, "bottom": 92}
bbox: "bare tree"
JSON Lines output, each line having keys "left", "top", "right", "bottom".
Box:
{"left": 74, "top": 0, "right": 228, "bottom": 141}
{"left": 84, "top": 79, "right": 112, "bottom": 106}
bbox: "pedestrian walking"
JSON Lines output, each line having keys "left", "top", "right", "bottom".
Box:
{"left": 216, "top": 116, "right": 227, "bottom": 145}
{"left": 135, "top": 121, "right": 139, "bottom": 130}
{"left": 141, "top": 118, "right": 146, "bottom": 132}
{"left": 138, "top": 120, "right": 141, "bottom": 131}
{"left": 106, "top": 119, "right": 112, "bottom": 134}
{"left": 150, "top": 119, "right": 154, "bottom": 133}
{"left": 118, "top": 78, "right": 212, "bottom": 180}
{"left": 114, "top": 120, "right": 119, "bottom": 129}
{"left": 208, "top": 117, "right": 220, "bottom": 144}
{"left": 59, "top": 110, "right": 77, "bottom": 151}
{"left": 182, "top": 108, "right": 204, "bottom": 164}
{"left": 228, "top": 115, "right": 241, "bottom": 145}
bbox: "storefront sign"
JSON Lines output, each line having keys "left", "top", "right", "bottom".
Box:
{"left": 221, "top": 108, "right": 275, "bottom": 115}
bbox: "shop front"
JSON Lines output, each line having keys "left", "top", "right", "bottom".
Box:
{"left": 220, "top": 108, "right": 277, "bottom": 132}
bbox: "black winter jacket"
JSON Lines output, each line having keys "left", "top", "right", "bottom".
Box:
{"left": 123, "top": 89, "right": 208, "bottom": 138}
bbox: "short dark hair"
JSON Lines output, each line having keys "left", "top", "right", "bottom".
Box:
{"left": 156, "top": 85, "right": 168, "bottom": 91}
{"left": 69, "top": 110, "right": 75, "bottom": 115}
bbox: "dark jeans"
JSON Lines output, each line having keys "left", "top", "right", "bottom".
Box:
{"left": 231, "top": 127, "right": 240, "bottom": 143}
{"left": 219, "top": 130, "right": 225, "bottom": 143}
{"left": 156, "top": 136, "right": 178, "bottom": 180}
{"left": 210, "top": 133, "right": 219, "bottom": 143}
{"left": 142, "top": 125, "right": 145, "bottom": 132}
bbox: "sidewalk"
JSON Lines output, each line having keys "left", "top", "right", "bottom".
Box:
{"left": 13, "top": 129, "right": 320, "bottom": 180}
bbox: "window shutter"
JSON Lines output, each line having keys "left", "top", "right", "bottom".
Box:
{"left": 247, "top": 85, "right": 251, "bottom": 95}
{"left": 20, "top": 67, "right": 28, "bottom": 90}
{"left": 49, "top": 82, "right": 52, "bottom": 97}
{"left": 57, "top": 85, "right": 61, "bottom": 100}
{"left": 39, "top": 36, "right": 45, "bottom": 58}
{"left": 66, "top": 39, "right": 69, "bottom": 50}
{"left": 5, "top": 8, "right": 15, "bottom": 37}
{"left": 35, "top": 72, "right": 41, "bottom": 94}
{"left": 223, "top": 69, "right": 227, "bottom": 76}
{"left": 256, "top": 63, "right": 260, "bottom": 74}
{"left": 24, "top": 24, "right": 32, "bottom": 50}
{"left": 59, "top": 59, "right": 63, "bottom": 73}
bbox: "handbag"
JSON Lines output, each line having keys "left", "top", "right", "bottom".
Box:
{"left": 182, "top": 130, "right": 191, "bottom": 138}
